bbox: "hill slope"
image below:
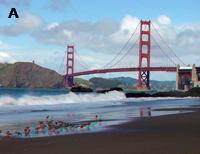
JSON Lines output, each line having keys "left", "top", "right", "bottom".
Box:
{"left": 110, "top": 77, "right": 176, "bottom": 91}
{"left": 110, "top": 77, "right": 138, "bottom": 86}
{"left": 0, "top": 62, "right": 65, "bottom": 88}
{"left": 89, "top": 77, "right": 121, "bottom": 89}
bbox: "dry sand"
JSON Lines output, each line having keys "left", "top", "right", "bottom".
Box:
{"left": 0, "top": 109, "right": 200, "bottom": 154}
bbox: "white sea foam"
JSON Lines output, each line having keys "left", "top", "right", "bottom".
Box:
{"left": 0, "top": 91, "right": 126, "bottom": 107}
{"left": 0, "top": 91, "right": 127, "bottom": 115}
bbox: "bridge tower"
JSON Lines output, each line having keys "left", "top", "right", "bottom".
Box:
{"left": 137, "top": 20, "right": 151, "bottom": 91}
{"left": 66, "top": 45, "right": 74, "bottom": 88}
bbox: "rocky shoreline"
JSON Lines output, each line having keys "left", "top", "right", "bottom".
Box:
{"left": 96, "top": 87, "right": 200, "bottom": 98}
{"left": 71, "top": 84, "right": 200, "bottom": 97}
{"left": 71, "top": 84, "right": 93, "bottom": 92}
{"left": 126, "top": 87, "right": 200, "bottom": 98}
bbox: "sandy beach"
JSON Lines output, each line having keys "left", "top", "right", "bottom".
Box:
{"left": 0, "top": 108, "right": 200, "bottom": 154}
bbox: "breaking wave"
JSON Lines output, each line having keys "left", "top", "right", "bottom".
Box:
{"left": 0, "top": 91, "right": 126, "bottom": 106}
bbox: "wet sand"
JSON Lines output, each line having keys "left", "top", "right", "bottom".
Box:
{"left": 1, "top": 110, "right": 200, "bottom": 154}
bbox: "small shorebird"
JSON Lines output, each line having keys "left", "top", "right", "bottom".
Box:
{"left": 80, "top": 124, "right": 88, "bottom": 128}
{"left": 15, "top": 131, "right": 22, "bottom": 136}
{"left": 40, "top": 124, "right": 47, "bottom": 129}
{"left": 24, "top": 127, "right": 30, "bottom": 132}
{"left": 57, "top": 121, "right": 63, "bottom": 126}
{"left": 63, "top": 122, "right": 70, "bottom": 127}
{"left": 39, "top": 121, "right": 44, "bottom": 125}
{"left": 48, "top": 120, "right": 54, "bottom": 125}
{"left": 74, "top": 126, "right": 79, "bottom": 129}
{"left": 54, "top": 125, "right": 61, "bottom": 130}
{"left": 35, "top": 127, "right": 41, "bottom": 131}
{"left": 5, "top": 131, "right": 12, "bottom": 136}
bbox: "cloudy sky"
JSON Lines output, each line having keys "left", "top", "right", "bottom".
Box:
{"left": 0, "top": 0, "right": 200, "bottom": 81}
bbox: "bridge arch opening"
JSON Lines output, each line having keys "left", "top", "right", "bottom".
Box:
{"left": 68, "top": 68, "right": 72, "bottom": 74}
{"left": 198, "top": 73, "right": 200, "bottom": 80}
{"left": 68, "top": 48, "right": 73, "bottom": 52}
{"left": 141, "top": 58, "right": 147, "bottom": 67}
{"left": 142, "top": 24, "right": 149, "bottom": 31}
{"left": 180, "top": 76, "right": 190, "bottom": 90}
{"left": 142, "top": 45, "right": 148, "bottom": 53}
{"left": 68, "top": 54, "right": 72, "bottom": 58}
{"left": 68, "top": 61, "right": 72, "bottom": 66}
{"left": 142, "top": 34, "right": 148, "bottom": 41}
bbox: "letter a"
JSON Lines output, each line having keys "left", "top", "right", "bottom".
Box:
{"left": 8, "top": 8, "right": 19, "bottom": 18}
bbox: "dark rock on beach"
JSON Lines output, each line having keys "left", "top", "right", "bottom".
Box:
{"left": 126, "top": 87, "right": 200, "bottom": 98}
{"left": 126, "top": 92, "right": 151, "bottom": 98}
{"left": 151, "top": 91, "right": 187, "bottom": 97}
{"left": 96, "top": 87, "right": 124, "bottom": 93}
{"left": 185, "top": 87, "right": 200, "bottom": 96}
{"left": 71, "top": 84, "right": 93, "bottom": 92}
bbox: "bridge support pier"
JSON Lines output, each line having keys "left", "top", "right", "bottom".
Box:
{"left": 137, "top": 70, "right": 150, "bottom": 91}
{"left": 175, "top": 64, "right": 180, "bottom": 90}
{"left": 65, "top": 45, "right": 74, "bottom": 88}
{"left": 66, "top": 76, "right": 74, "bottom": 88}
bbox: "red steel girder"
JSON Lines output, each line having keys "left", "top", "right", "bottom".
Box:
{"left": 63, "top": 67, "right": 176, "bottom": 77}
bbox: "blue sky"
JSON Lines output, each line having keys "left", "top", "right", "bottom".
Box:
{"left": 0, "top": 0, "right": 200, "bottom": 81}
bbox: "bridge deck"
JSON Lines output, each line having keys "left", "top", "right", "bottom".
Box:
{"left": 64, "top": 67, "right": 176, "bottom": 77}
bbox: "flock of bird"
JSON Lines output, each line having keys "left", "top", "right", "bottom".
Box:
{"left": 0, "top": 115, "right": 103, "bottom": 138}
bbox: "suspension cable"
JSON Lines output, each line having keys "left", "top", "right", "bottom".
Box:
{"left": 74, "top": 56, "right": 90, "bottom": 71}
{"left": 74, "top": 48, "right": 94, "bottom": 69}
{"left": 151, "top": 34, "right": 176, "bottom": 66}
{"left": 100, "top": 22, "right": 140, "bottom": 69}
{"left": 108, "top": 36, "right": 140, "bottom": 68}
{"left": 58, "top": 50, "right": 67, "bottom": 74}
{"left": 151, "top": 23, "right": 186, "bottom": 66}
{"left": 108, "top": 24, "right": 147, "bottom": 68}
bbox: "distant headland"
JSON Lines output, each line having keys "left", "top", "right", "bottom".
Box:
{"left": 0, "top": 62, "right": 65, "bottom": 88}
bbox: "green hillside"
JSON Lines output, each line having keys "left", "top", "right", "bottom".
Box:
{"left": 74, "top": 78, "right": 93, "bottom": 86}
{"left": 74, "top": 76, "right": 176, "bottom": 91}
{"left": 74, "top": 77, "right": 121, "bottom": 89}
{"left": 110, "top": 77, "right": 175, "bottom": 91}
{"left": 0, "top": 63, "right": 16, "bottom": 75}
{"left": 89, "top": 77, "right": 121, "bottom": 89}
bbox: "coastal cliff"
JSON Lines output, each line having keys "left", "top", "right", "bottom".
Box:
{"left": 0, "top": 62, "right": 65, "bottom": 88}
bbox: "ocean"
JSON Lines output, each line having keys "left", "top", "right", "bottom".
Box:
{"left": 0, "top": 88, "right": 199, "bottom": 138}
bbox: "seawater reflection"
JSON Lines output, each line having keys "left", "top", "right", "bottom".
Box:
{"left": 0, "top": 97, "right": 200, "bottom": 138}
{"left": 140, "top": 107, "right": 151, "bottom": 117}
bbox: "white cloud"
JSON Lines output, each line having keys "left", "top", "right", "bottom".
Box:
{"left": 0, "top": 11, "right": 45, "bottom": 36}
{"left": 31, "top": 18, "right": 120, "bottom": 53}
{"left": 0, "top": 52, "right": 10, "bottom": 58}
{"left": 156, "top": 15, "right": 172, "bottom": 25}
{"left": 44, "top": 22, "right": 59, "bottom": 30}
{"left": 0, "top": 52, "right": 11, "bottom": 62}
{"left": 0, "top": 41, "right": 19, "bottom": 63}
{"left": 63, "top": 30, "right": 72, "bottom": 38}
{"left": 120, "top": 15, "right": 140, "bottom": 31}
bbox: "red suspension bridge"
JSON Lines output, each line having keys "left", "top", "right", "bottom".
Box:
{"left": 61, "top": 20, "right": 188, "bottom": 90}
